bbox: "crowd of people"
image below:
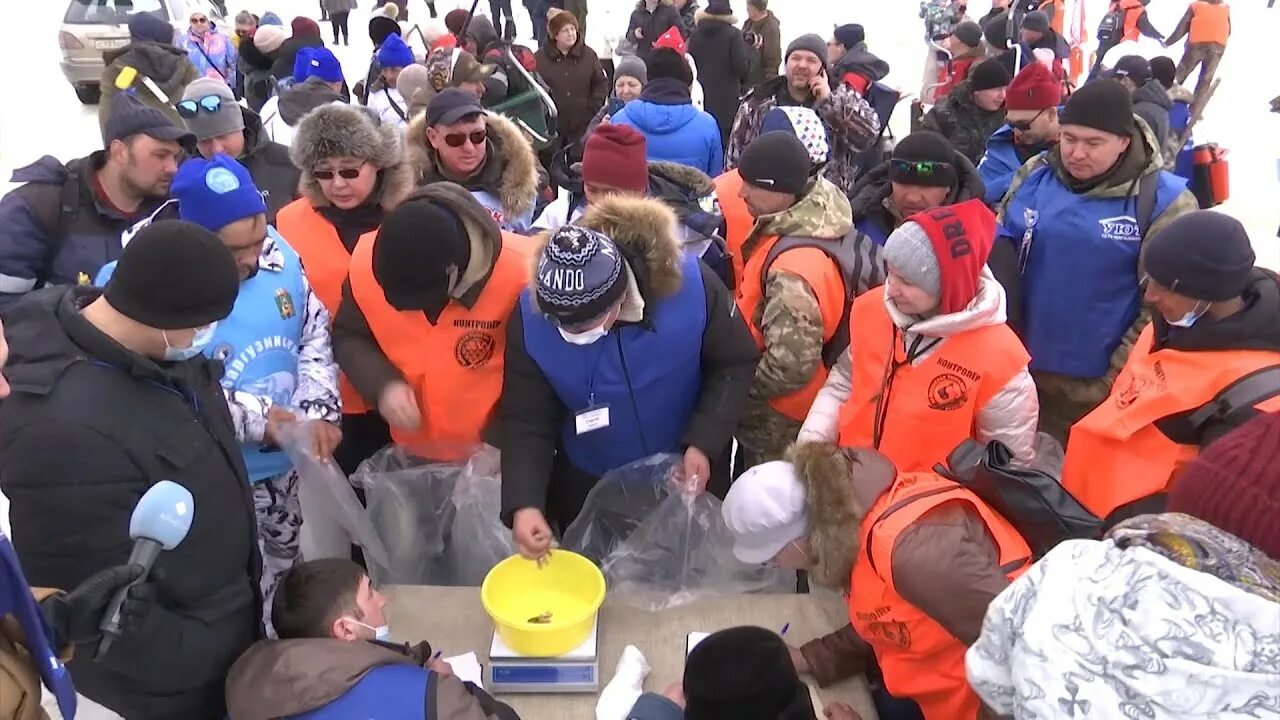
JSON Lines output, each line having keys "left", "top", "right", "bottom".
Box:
{"left": 0, "top": 1, "right": 1273, "bottom": 719}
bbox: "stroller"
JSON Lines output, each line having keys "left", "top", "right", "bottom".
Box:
{"left": 855, "top": 80, "right": 908, "bottom": 177}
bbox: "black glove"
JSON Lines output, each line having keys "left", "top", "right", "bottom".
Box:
{"left": 40, "top": 564, "right": 147, "bottom": 647}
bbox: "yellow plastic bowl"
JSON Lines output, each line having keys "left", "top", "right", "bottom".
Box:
{"left": 481, "top": 551, "right": 606, "bottom": 657}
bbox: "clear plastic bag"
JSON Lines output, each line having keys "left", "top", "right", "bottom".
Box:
{"left": 562, "top": 454, "right": 681, "bottom": 565}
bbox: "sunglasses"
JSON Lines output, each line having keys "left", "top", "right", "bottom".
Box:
{"left": 1008, "top": 108, "right": 1048, "bottom": 132}
{"left": 889, "top": 159, "right": 952, "bottom": 176}
{"left": 190, "top": 16, "right": 208, "bottom": 24}
{"left": 313, "top": 167, "right": 365, "bottom": 180}
{"left": 175, "top": 95, "right": 224, "bottom": 118}
{"left": 443, "top": 130, "right": 487, "bottom": 148}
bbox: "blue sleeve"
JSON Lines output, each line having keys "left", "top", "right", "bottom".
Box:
{"left": 706, "top": 118, "right": 724, "bottom": 177}
{"left": 980, "top": 161, "right": 1012, "bottom": 206}
{"left": 627, "top": 693, "right": 685, "bottom": 720}
{"left": 94, "top": 261, "right": 119, "bottom": 287}
{"left": 0, "top": 190, "right": 53, "bottom": 307}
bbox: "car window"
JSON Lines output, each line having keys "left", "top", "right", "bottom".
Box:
{"left": 64, "top": 0, "right": 169, "bottom": 25}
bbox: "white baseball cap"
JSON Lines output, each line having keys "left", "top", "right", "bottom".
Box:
{"left": 722, "top": 461, "right": 810, "bottom": 564}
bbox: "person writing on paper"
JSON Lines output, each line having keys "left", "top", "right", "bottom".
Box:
{"left": 501, "top": 204, "right": 758, "bottom": 557}
{"left": 0, "top": 222, "right": 261, "bottom": 719}
{"left": 722, "top": 444, "right": 1033, "bottom": 720}
{"left": 226, "top": 559, "right": 521, "bottom": 720}
{"left": 95, "top": 157, "right": 341, "bottom": 625}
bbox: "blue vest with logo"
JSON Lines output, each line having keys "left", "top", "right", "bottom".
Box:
{"left": 292, "top": 664, "right": 429, "bottom": 719}
{"left": 1000, "top": 163, "right": 1186, "bottom": 378}
{"left": 472, "top": 188, "right": 536, "bottom": 235}
{"left": 95, "top": 227, "right": 308, "bottom": 482}
{"left": 520, "top": 254, "right": 707, "bottom": 477}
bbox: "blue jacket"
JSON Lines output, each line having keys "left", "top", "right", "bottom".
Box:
{"left": 295, "top": 664, "right": 429, "bottom": 719}
{"left": 0, "top": 153, "right": 173, "bottom": 309}
{"left": 979, "top": 124, "right": 1030, "bottom": 206}
{"left": 1169, "top": 98, "right": 1194, "bottom": 179}
{"left": 999, "top": 157, "right": 1187, "bottom": 378}
{"left": 627, "top": 693, "right": 684, "bottom": 720}
{"left": 612, "top": 79, "right": 724, "bottom": 178}
{"left": 0, "top": 532, "right": 76, "bottom": 719}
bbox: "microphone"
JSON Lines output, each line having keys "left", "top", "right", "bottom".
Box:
{"left": 95, "top": 481, "right": 195, "bottom": 660}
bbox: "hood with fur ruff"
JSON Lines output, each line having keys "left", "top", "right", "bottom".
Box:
{"left": 289, "top": 103, "right": 415, "bottom": 210}
{"left": 405, "top": 111, "right": 540, "bottom": 221}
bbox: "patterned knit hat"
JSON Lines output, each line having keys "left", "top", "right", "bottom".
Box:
{"left": 760, "top": 107, "right": 830, "bottom": 167}
{"left": 535, "top": 226, "right": 627, "bottom": 325}
{"left": 1167, "top": 411, "right": 1280, "bottom": 559}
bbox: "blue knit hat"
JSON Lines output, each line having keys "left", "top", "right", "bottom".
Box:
{"left": 377, "top": 33, "right": 415, "bottom": 69}
{"left": 294, "top": 47, "right": 344, "bottom": 84}
{"left": 760, "top": 107, "right": 830, "bottom": 167}
{"left": 172, "top": 155, "right": 267, "bottom": 232}
{"left": 535, "top": 225, "right": 627, "bottom": 325}
{"left": 260, "top": 11, "right": 284, "bottom": 26}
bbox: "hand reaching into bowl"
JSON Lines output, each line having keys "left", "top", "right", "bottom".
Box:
{"left": 513, "top": 507, "right": 554, "bottom": 561}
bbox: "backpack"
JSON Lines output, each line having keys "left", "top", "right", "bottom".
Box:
{"left": 21, "top": 163, "right": 81, "bottom": 288}
{"left": 1096, "top": 8, "right": 1123, "bottom": 43}
{"left": 761, "top": 229, "right": 887, "bottom": 368}
{"left": 936, "top": 440, "right": 1104, "bottom": 558}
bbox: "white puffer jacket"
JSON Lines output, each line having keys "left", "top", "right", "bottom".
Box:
{"left": 799, "top": 267, "right": 1040, "bottom": 462}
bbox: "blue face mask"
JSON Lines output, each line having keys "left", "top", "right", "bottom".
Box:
{"left": 1168, "top": 301, "right": 1210, "bottom": 329}
{"left": 163, "top": 322, "right": 218, "bottom": 362}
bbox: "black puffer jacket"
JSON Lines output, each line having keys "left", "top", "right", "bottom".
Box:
{"left": 688, "top": 11, "right": 749, "bottom": 145}
{"left": 0, "top": 287, "right": 261, "bottom": 720}
{"left": 239, "top": 106, "right": 300, "bottom": 223}
{"left": 629, "top": 0, "right": 683, "bottom": 58}
{"left": 849, "top": 148, "right": 986, "bottom": 244}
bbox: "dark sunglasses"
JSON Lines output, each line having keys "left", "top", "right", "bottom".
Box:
{"left": 889, "top": 159, "right": 952, "bottom": 176}
{"left": 190, "top": 16, "right": 208, "bottom": 23}
{"left": 1008, "top": 108, "right": 1048, "bottom": 132}
{"left": 313, "top": 167, "right": 364, "bottom": 180}
{"left": 444, "top": 130, "right": 487, "bottom": 148}
{"left": 176, "top": 95, "right": 224, "bottom": 118}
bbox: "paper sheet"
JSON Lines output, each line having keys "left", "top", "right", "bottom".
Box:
{"left": 444, "top": 652, "right": 485, "bottom": 687}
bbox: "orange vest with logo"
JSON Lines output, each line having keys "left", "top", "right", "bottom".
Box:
{"left": 714, "top": 170, "right": 750, "bottom": 291}
{"left": 347, "top": 229, "right": 532, "bottom": 459}
{"left": 850, "top": 473, "right": 1032, "bottom": 720}
{"left": 735, "top": 234, "right": 847, "bottom": 422}
{"left": 1062, "top": 324, "right": 1280, "bottom": 520}
{"left": 1189, "top": 1, "right": 1230, "bottom": 44}
{"left": 837, "top": 288, "right": 1029, "bottom": 473}
{"left": 276, "top": 198, "right": 370, "bottom": 415}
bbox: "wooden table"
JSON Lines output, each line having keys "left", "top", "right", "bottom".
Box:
{"left": 386, "top": 586, "right": 876, "bottom": 720}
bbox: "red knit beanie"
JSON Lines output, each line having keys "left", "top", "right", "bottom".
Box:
{"left": 582, "top": 124, "right": 650, "bottom": 196}
{"left": 1167, "top": 411, "right": 1280, "bottom": 558}
{"left": 1005, "top": 61, "right": 1060, "bottom": 112}
{"left": 904, "top": 199, "right": 996, "bottom": 314}
{"left": 291, "top": 16, "right": 321, "bottom": 38}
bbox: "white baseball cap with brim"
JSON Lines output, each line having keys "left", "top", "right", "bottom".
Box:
{"left": 722, "top": 461, "right": 810, "bottom": 565}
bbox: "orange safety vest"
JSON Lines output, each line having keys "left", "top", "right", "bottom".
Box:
{"left": 837, "top": 287, "right": 1029, "bottom": 473}
{"left": 1062, "top": 324, "right": 1280, "bottom": 520}
{"left": 735, "top": 233, "right": 847, "bottom": 422}
{"left": 347, "top": 229, "right": 532, "bottom": 458}
{"left": 276, "top": 198, "right": 370, "bottom": 415}
{"left": 1039, "top": 0, "right": 1065, "bottom": 33}
{"left": 1189, "top": 1, "right": 1230, "bottom": 44}
{"left": 1114, "top": 0, "right": 1144, "bottom": 41}
{"left": 713, "top": 169, "right": 750, "bottom": 292}
{"left": 850, "top": 473, "right": 1032, "bottom": 720}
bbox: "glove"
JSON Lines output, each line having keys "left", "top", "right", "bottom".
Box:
{"left": 40, "top": 564, "right": 146, "bottom": 646}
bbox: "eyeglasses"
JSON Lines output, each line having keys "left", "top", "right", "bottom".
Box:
{"left": 190, "top": 16, "right": 208, "bottom": 24}
{"left": 1008, "top": 108, "right": 1048, "bottom": 132}
{"left": 313, "top": 167, "right": 365, "bottom": 180}
{"left": 175, "top": 95, "right": 224, "bottom": 118}
{"left": 889, "top": 159, "right": 952, "bottom": 176}
{"left": 443, "top": 130, "right": 487, "bottom": 148}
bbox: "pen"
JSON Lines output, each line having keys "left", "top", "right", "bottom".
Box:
{"left": 780, "top": 623, "right": 790, "bottom": 637}
{"left": 432, "top": 651, "right": 442, "bottom": 661}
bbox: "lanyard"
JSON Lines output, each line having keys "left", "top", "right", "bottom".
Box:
{"left": 871, "top": 329, "right": 942, "bottom": 449}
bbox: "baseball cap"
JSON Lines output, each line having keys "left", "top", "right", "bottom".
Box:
{"left": 426, "top": 87, "right": 487, "bottom": 127}
{"left": 103, "top": 93, "right": 196, "bottom": 148}
{"left": 721, "top": 461, "right": 810, "bottom": 564}
{"left": 1111, "top": 55, "right": 1152, "bottom": 84}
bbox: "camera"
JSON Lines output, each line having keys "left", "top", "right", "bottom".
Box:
{"left": 743, "top": 30, "right": 762, "bottom": 45}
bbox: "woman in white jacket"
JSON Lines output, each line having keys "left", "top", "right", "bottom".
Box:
{"left": 799, "top": 198, "right": 1039, "bottom": 470}
{"left": 365, "top": 34, "right": 414, "bottom": 128}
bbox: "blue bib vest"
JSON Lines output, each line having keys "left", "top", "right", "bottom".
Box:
{"left": 293, "top": 664, "right": 429, "bottom": 719}
{"left": 1, "top": 534, "right": 76, "bottom": 718}
{"left": 520, "top": 254, "right": 707, "bottom": 477}
{"left": 472, "top": 188, "right": 536, "bottom": 235}
{"left": 1000, "top": 163, "right": 1185, "bottom": 378}
{"left": 95, "top": 227, "right": 308, "bottom": 482}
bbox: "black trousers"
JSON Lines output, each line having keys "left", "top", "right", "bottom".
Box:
{"left": 335, "top": 412, "right": 392, "bottom": 477}
{"left": 490, "top": 0, "right": 514, "bottom": 21}
{"left": 330, "top": 11, "right": 350, "bottom": 45}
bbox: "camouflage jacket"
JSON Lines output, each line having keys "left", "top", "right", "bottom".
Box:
{"left": 737, "top": 178, "right": 854, "bottom": 463}
{"left": 724, "top": 77, "right": 879, "bottom": 203}
{"left": 919, "top": 80, "right": 1008, "bottom": 165}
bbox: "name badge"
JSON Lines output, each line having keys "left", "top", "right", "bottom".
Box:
{"left": 575, "top": 405, "right": 611, "bottom": 435}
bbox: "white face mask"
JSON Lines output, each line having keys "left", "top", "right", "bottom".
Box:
{"left": 1168, "top": 301, "right": 1211, "bottom": 328}
{"left": 559, "top": 325, "right": 609, "bottom": 345}
{"left": 346, "top": 617, "right": 390, "bottom": 642}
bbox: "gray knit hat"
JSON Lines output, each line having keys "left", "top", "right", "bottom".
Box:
{"left": 785, "top": 34, "right": 829, "bottom": 73}
{"left": 882, "top": 221, "right": 941, "bottom": 298}
{"left": 179, "top": 78, "right": 245, "bottom": 141}
{"left": 615, "top": 55, "right": 648, "bottom": 85}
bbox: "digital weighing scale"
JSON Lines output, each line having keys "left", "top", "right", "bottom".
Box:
{"left": 487, "top": 618, "right": 600, "bottom": 694}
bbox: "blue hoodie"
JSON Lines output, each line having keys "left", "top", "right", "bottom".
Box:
{"left": 612, "top": 78, "right": 724, "bottom": 177}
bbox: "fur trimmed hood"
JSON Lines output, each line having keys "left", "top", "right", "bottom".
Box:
{"left": 405, "top": 111, "right": 540, "bottom": 220}
{"left": 695, "top": 9, "right": 738, "bottom": 24}
{"left": 290, "top": 103, "right": 415, "bottom": 211}
{"left": 648, "top": 161, "right": 715, "bottom": 197}
{"left": 787, "top": 443, "right": 896, "bottom": 591}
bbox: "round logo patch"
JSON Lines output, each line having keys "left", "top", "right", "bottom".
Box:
{"left": 927, "top": 373, "right": 969, "bottom": 411}
{"left": 210, "top": 342, "right": 235, "bottom": 362}
{"left": 1114, "top": 374, "right": 1149, "bottom": 409}
{"left": 455, "top": 331, "right": 496, "bottom": 369}
{"left": 205, "top": 166, "right": 241, "bottom": 194}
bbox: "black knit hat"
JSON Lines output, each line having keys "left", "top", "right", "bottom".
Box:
{"left": 785, "top": 34, "right": 829, "bottom": 73}
{"left": 684, "top": 627, "right": 817, "bottom": 720}
{"left": 1150, "top": 56, "right": 1177, "bottom": 89}
{"left": 739, "top": 131, "right": 812, "bottom": 196}
{"left": 1143, "top": 211, "right": 1256, "bottom": 301}
{"left": 983, "top": 11, "right": 1010, "bottom": 48}
{"left": 104, "top": 220, "right": 238, "bottom": 330}
{"left": 647, "top": 48, "right": 694, "bottom": 87}
{"left": 952, "top": 20, "right": 984, "bottom": 48}
{"left": 373, "top": 199, "right": 471, "bottom": 312}
{"left": 1060, "top": 79, "right": 1134, "bottom": 137}
{"left": 1021, "top": 10, "right": 1050, "bottom": 33}
{"left": 890, "top": 131, "right": 958, "bottom": 188}
{"left": 833, "top": 23, "right": 865, "bottom": 49}
{"left": 970, "top": 59, "right": 1013, "bottom": 91}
